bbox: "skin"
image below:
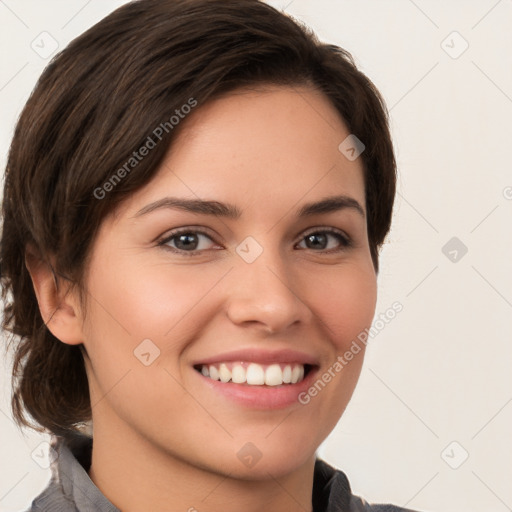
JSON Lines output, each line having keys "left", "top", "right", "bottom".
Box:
{"left": 26, "top": 85, "right": 377, "bottom": 512}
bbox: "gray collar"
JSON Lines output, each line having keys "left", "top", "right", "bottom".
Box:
{"left": 49, "top": 433, "right": 120, "bottom": 511}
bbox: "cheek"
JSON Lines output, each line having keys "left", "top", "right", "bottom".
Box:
{"left": 308, "top": 262, "right": 377, "bottom": 349}
{"left": 85, "top": 256, "right": 217, "bottom": 344}
{"left": 80, "top": 257, "right": 213, "bottom": 421}
{"left": 81, "top": 255, "right": 234, "bottom": 405}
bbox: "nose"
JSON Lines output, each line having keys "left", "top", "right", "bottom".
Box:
{"left": 225, "top": 245, "right": 312, "bottom": 334}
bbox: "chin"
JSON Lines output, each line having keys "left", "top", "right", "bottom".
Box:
{"left": 227, "top": 433, "right": 321, "bottom": 480}
{"left": 222, "top": 452, "right": 315, "bottom": 481}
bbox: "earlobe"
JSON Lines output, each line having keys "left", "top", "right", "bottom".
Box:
{"left": 24, "top": 243, "right": 84, "bottom": 345}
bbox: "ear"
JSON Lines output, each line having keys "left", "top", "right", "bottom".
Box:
{"left": 24, "top": 243, "right": 84, "bottom": 345}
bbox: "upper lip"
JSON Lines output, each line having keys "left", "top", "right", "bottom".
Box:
{"left": 192, "top": 348, "right": 320, "bottom": 367}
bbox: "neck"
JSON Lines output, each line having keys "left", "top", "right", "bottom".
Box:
{"left": 87, "top": 414, "right": 316, "bottom": 512}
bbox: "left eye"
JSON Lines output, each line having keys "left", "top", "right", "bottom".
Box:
{"left": 158, "top": 228, "right": 352, "bottom": 256}
{"left": 298, "top": 230, "right": 352, "bottom": 252}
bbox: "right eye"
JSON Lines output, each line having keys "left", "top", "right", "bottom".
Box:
{"left": 157, "top": 228, "right": 220, "bottom": 256}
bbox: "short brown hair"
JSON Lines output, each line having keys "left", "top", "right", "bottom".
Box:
{"left": 1, "top": 0, "right": 396, "bottom": 440}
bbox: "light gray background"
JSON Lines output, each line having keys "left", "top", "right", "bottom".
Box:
{"left": 1, "top": 1, "right": 511, "bottom": 511}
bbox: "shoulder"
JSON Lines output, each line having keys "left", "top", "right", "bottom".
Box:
{"left": 23, "top": 432, "right": 118, "bottom": 512}
{"left": 350, "top": 495, "right": 423, "bottom": 511}
{"left": 21, "top": 435, "right": 78, "bottom": 512}
{"left": 22, "top": 485, "right": 77, "bottom": 512}
{"left": 313, "top": 458, "right": 424, "bottom": 512}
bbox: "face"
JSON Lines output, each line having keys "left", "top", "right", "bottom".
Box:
{"left": 78, "top": 85, "right": 377, "bottom": 479}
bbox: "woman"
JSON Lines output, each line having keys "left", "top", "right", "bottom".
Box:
{"left": 1, "top": 1, "right": 418, "bottom": 510}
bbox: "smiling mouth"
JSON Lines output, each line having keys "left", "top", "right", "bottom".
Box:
{"left": 194, "top": 362, "right": 315, "bottom": 386}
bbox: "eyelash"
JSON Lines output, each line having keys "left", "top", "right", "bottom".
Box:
{"left": 157, "top": 227, "right": 353, "bottom": 257}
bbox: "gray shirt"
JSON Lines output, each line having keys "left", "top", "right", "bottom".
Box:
{"left": 24, "top": 433, "right": 421, "bottom": 511}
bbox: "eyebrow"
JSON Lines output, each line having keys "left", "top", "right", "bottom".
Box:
{"left": 133, "top": 194, "right": 365, "bottom": 219}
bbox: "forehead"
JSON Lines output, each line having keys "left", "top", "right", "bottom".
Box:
{"left": 118, "top": 85, "right": 365, "bottom": 221}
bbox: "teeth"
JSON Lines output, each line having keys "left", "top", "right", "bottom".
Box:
{"left": 231, "top": 364, "right": 246, "bottom": 384}
{"left": 198, "top": 362, "right": 307, "bottom": 386}
{"left": 219, "top": 363, "right": 231, "bottom": 383}
{"left": 265, "top": 364, "right": 283, "bottom": 386}
{"left": 291, "top": 365, "right": 304, "bottom": 384}
{"left": 209, "top": 365, "right": 219, "bottom": 380}
{"left": 246, "top": 363, "right": 265, "bottom": 385}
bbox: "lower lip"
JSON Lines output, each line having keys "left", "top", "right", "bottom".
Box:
{"left": 194, "top": 366, "right": 319, "bottom": 410}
